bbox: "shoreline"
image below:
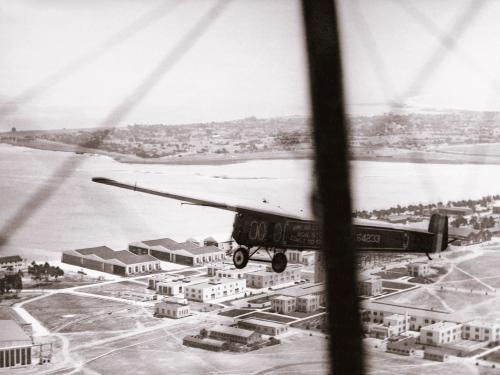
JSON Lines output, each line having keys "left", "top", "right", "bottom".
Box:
{"left": 4, "top": 140, "right": 500, "bottom": 166}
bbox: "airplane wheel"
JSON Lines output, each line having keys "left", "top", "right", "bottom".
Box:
{"left": 272, "top": 253, "right": 287, "bottom": 273}
{"left": 233, "top": 248, "right": 249, "bottom": 269}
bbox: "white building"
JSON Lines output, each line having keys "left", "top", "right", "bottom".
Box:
{"left": 0, "top": 320, "right": 33, "bottom": 369}
{"left": 271, "top": 295, "right": 296, "bottom": 314}
{"left": 420, "top": 322, "right": 462, "bottom": 346}
{"left": 407, "top": 262, "right": 430, "bottom": 277}
{"left": 244, "top": 265, "right": 301, "bottom": 289}
{"left": 462, "top": 320, "right": 500, "bottom": 342}
{"left": 286, "top": 250, "right": 315, "bottom": 266}
{"left": 207, "top": 263, "right": 263, "bottom": 280}
{"left": 155, "top": 298, "right": 190, "bottom": 319}
{"left": 148, "top": 275, "right": 208, "bottom": 297}
{"left": 184, "top": 278, "right": 246, "bottom": 302}
{"left": 296, "top": 294, "right": 321, "bottom": 313}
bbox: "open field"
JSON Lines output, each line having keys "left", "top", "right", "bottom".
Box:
{"left": 444, "top": 250, "right": 474, "bottom": 260}
{"left": 433, "top": 290, "right": 493, "bottom": 312}
{"left": 440, "top": 278, "right": 492, "bottom": 292}
{"left": 376, "top": 288, "right": 448, "bottom": 311}
{"left": 24, "top": 293, "right": 159, "bottom": 332}
{"left": 365, "top": 346, "right": 499, "bottom": 375}
{"left": 441, "top": 268, "right": 475, "bottom": 283}
{"left": 458, "top": 252, "right": 500, "bottom": 279}
{"left": 77, "top": 327, "right": 328, "bottom": 375}
{"left": 79, "top": 281, "right": 154, "bottom": 299}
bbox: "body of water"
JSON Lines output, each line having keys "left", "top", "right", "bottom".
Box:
{"left": 1, "top": 144, "right": 500, "bottom": 260}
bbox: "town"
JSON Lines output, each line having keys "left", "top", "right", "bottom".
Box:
{"left": 4, "top": 196, "right": 500, "bottom": 372}
{"left": 4, "top": 110, "right": 500, "bottom": 163}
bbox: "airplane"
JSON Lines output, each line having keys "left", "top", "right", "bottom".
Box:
{"left": 92, "top": 177, "right": 450, "bottom": 273}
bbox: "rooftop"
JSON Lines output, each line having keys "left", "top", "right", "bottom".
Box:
{"left": 421, "top": 321, "right": 461, "bottom": 331}
{"left": 138, "top": 238, "right": 222, "bottom": 256}
{"left": 186, "top": 278, "right": 243, "bottom": 289}
{"left": 209, "top": 325, "right": 257, "bottom": 338}
{"left": 141, "top": 238, "right": 201, "bottom": 251}
{"left": 73, "top": 246, "right": 157, "bottom": 265}
{"left": 240, "top": 318, "right": 286, "bottom": 329}
{"left": 272, "top": 295, "right": 296, "bottom": 301}
{"left": 0, "top": 320, "right": 31, "bottom": 347}
{"left": 279, "top": 283, "right": 325, "bottom": 298}
{"left": 0, "top": 255, "right": 22, "bottom": 264}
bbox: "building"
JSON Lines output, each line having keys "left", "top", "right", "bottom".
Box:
{"left": 271, "top": 295, "right": 296, "bottom": 314}
{"left": 368, "top": 314, "right": 410, "bottom": 339}
{"left": 406, "top": 262, "right": 430, "bottom": 277}
{"left": 462, "top": 320, "right": 500, "bottom": 343}
{"left": 207, "top": 263, "right": 262, "bottom": 280}
{"left": 279, "top": 283, "right": 326, "bottom": 305}
{"left": 493, "top": 200, "right": 500, "bottom": 214}
{"left": 149, "top": 274, "right": 209, "bottom": 297}
{"left": 203, "top": 236, "right": 218, "bottom": 247}
{"left": 0, "top": 320, "right": 33, "bottom": 369}
{"left": 244, "top": 265, "right": 301, "bottom": 289}
{"left": 315, "top": 251, "right": 325, "bottom": 283}
{"left": 129, "top": 238, "right": 224, "bottom": 266}
{"left": 384, "top": 314, "right": 410, "bottom": 335}
{"left": 296, "top": 294, "right": 321, "bottom": 313}
{"left": 362, "top": 300, "right": 451, "bottom": 331}
{"left": 448, "top": 227, "right": 488, "bottom": 246}
{"left": 358, "top": 276, "right": 382, "bottom": 296}
{"left": 423, "top": 347, "right": 449, "bottom": 362}
{"left": 155, "top": 298, "right": 190, "bottom": 318}
{"left": 237, "top": 318, "right": 288, "bottom": 336}
{"left": 433, "top": 207, "right": 473, "bottom": 216}
{"left": 420, "top": 322, "right": 462, "bottom": 346}
{"left": 286, "top": 250, "right": 315, "bottom": 266}
{"left": 183, "top": 336, "right": 227, "bottom": 351}
{"left": 208, "top": 325, "right": 262, "bottom": 345}
{"left": 0, "top": 256, "right": 24, "bottom": 272}
{"left": 62, "top": 246, "right": 160, "bottom": 276}
{"left": 184, "top": 278, "right": 246, "bottom": 302}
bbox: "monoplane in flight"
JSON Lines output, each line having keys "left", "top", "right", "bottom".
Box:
{"left": 92, "top": 177, "right": 450, "bottom": 273}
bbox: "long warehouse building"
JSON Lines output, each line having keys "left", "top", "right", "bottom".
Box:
{"left": 62, "top": 246, "right": 160, "bottom": 276}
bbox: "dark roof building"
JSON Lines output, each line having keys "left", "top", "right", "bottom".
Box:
{"left": 129, "top": 237, "right": 224, "bottom": 266}
{"left": 208, "top": 325, "right": 262, "bottom": 345}
{"left": 0, "top": 256, "right": 22, "bottom": 265}
{"left": 62, "top": 246, "right": 161, "bottom": 276}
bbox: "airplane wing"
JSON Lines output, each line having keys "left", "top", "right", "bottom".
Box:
{"left": 92, "top": 177, "right": 450, "bottom": 254}
{"left": 91, "top": 177, "right": 304, "bottom": 220}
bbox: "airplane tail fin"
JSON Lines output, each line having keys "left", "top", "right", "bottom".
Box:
{"left": 428, "top": 213, "right": 448, "bottom": 253}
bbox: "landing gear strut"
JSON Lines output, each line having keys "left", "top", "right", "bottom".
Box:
{"left": 233, "top": 247, "right": 249, "bottom": 269}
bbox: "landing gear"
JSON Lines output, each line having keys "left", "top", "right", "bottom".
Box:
{"left": 271, "top": 252, "right": 287, "bottom": 273}
{"left": 233, "top": 247, "right": 249, "bottom": 269}
{"left": 233, "top": 246, "right": 288, "bottom": 273}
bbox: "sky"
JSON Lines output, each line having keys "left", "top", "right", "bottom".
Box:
{"left": 1, "top": 0, "right": 500, "bottom": 131}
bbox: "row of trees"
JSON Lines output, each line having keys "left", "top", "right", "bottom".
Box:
{"left": 27, "top": 262, "right": 64, "bottom": 284}
{"left": 353, "top": 194, "right": 500, "bottom": 219}
{"left": 0, "top": 272, "right": 22, "bottom": 295}
{"left": 451, "top": 215, "right": 497, "bottom": 229}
